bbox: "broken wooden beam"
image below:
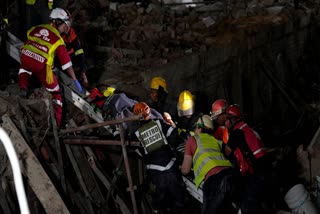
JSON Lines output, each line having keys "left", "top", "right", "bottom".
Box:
{"left": 60, "top": 115, "right": 141, "bottom": 134}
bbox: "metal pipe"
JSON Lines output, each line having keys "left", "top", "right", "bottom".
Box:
{"left": 60, "top": 115, "right": 141, "bottom": 134}
{"left": 120, "top": 125, "right": 138, "bottom": 214}
{"left": 63, "top": 139, "right": 141, "bottom": 147}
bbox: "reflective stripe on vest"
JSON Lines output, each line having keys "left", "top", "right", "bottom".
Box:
{"left": 135, "top": 120, "right": 168, "bottom": 154}
{"left": 75, "top": 49, "right": 84, "bottom": 56}
{"left": 193, "top": 133, "right": 231, "bottom": 188}
{"left": 22, "top": 24, "right": 65, "bottom": 66}
{"left": 146, "top": 158, "right": 176, "bottom": 171}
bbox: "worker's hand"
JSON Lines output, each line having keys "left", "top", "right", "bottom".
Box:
{"left": 74, "top": 80, "right": 83, "bottom": 93}
{"left": 80, "top": 72, "right": 89, "bottom": 88}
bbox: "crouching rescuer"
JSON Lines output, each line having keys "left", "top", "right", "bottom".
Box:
{"left": 132, "top": 102, "right": 186, "bottom": 213}
{"left": 18, "top": 8, "right": 82, "bottom": 127}
{"left": 181, "top": 115, "right": 237, "bottom": 214}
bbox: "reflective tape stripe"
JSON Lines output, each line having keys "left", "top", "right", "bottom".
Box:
{"left": 193, "top": 148, "right": 221, "bottom": 162}
{"left": 46, "top": 84, "right": 60, "bottom": 92}
{"left": 166, "top": 126, "right": 174, "bottom": 138}
{"left": 52, "top": 99, "right": 63, "bottom": 106}
{"left": 253, "top": 148, "right": 265, "bottom": 155}
{"left": 194, "top": 155, "right": 228, "bottom": 177}
{"left": 75, "top": 49, "right": 84, "bottom": 56}
{"left": 21, "top": 49, "right": 45, "bottom": 63}
{"left": 146, "top": 158, "right": 176, "bottom": 171}
{"left": 18, "top": 68, "right": 32, "bottom": 75}
{"left": 239, "top": 123, "right": 247, "bottom": 130}
{"left": 61, "top": 61, "right": 72, "bottom": 70}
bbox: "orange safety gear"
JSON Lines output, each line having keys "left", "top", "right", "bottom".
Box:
{"left": 222, "top": 128, "right": 229, "bottom": 144}
{"left": 133, "top": 102, "right": 151, "bottom": 120}
{"left": 194, "top": 115, "right": 213, "bottom": 130}
{"left": 226, "top": 104, "right": 242, "bottom": 119}
{"left": 150, "top": 77, "right": 168, "bottom": 93}
{"left": 211, "top": 99, "right": 228, "bottom": 120}
{"left": 177, "top": 90, "right": 194, "bottom": 117}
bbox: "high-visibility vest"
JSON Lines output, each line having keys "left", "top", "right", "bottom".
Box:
{"left": 25, "top": 0, "right": 53, "bottom": 9}
{"left": 135, "top": 120, "right": 168, "bottom": 154}
{"left": 22, "top": 24, "right": 65, "bottom": 83}
{"left": 193, "top": 133, "right": 231, "bottom": 188}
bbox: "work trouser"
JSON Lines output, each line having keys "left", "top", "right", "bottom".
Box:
{"left": 19, "top": 65, "right": 63, "bottom": 127}
{"left": 239, "top": 170, "right": 274, "bottom": 214}
{"left": 148, "top": 167, "right": 185, "bottom": 213}
{"left": 202, "top": 168, "right": 237, "bottom": 214}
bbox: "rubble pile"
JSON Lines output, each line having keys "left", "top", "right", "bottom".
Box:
{"left": 70, "top": 0, "right": 311, "bottom": 68}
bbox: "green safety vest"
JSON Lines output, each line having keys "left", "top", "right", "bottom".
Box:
{"left": 193, "top": 133, "right": 232, "bottom": 188}
{"left": 26, "top": 0, "right": 53, "bottom": 9}
{"left": 135, "top": 120, "right": 168, "bottom": 154}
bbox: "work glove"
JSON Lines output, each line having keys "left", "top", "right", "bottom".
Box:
{"left": 74, "top": 79, "right": 83, "bottom": 93}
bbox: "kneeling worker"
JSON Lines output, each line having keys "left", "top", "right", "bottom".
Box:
{"left": 181, "top": 115, "right": 236, "bottom": 214}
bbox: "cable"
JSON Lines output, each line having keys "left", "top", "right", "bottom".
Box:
{"left": 0, "top": 128, "right": 30, "bottom": 214}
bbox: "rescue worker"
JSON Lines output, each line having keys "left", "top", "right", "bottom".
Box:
{"left": 133, "top": 102, "right": 185, "bottom": 213}
{"left": 210, "top": 99, "right": 229, "bottom": 142}
{"left": 58, "top": 9, "right": 89, "bottom": 88}
{"left": 176, "top": 90, "right": 201, "bottom": 132}
{"left": 175, "top": 90, "right": 202, "bottom": 153}
{"left": 223, "top": 104, "right": 274, "bottom": 214}
{"left": 149, "top": 76, "right": 175, "bottom": 119}
{"left": 181, "top": 115, "right": 236, "bottom": 214}
{"left": 18, "top": 7, "right": 82, "bottom": 127}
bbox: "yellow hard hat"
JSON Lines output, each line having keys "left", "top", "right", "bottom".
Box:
{"left": 150, "top": 77, "right": 168, "bottom": 93}
{"left": 177, "top": 90, "right": 194, "bottom": 117}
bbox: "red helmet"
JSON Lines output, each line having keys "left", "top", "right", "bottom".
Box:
{"left": 133, "top": 102, "right": 151, "bottom": 120}
{"left": 226, "top": 104, "right": 242, "bottom": 118}
{"left": 211, "top": 99, "right": 229, "bottom": 120}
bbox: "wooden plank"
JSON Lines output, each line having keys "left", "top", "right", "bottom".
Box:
{"left": 68, "top": 145, "right": 108, "bottom": 212}
{"left": 1, "top": 115, "right": 70, "bottom": 214}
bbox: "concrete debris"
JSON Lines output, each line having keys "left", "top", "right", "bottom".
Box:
{"left": 67, "top": 0, "right": 315, "bottom": 71}
{"left": 201, "top": 16, "right": 215, "bottom": 27}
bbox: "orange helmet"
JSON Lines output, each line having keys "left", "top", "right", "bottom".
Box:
{"left": 211, "top": 99, "right": 229, "bottom": 120}
{"left": 226, "top": 104, "right": 242, "bottom": 118}
{"left": 133, "top": 102, "right": 151, "bottom": 120}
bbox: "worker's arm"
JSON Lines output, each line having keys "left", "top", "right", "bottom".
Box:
{"left": 224, "top": 144, "right": 233, "bottom": 156}
{"left": 181, "top": 155, "right": 192, "bottom": 175}
{"left": 181, "top": 136, "right": 195, "bottom": 175}
{"left": 65, "top": 66, "right": 77, "bottom": 80}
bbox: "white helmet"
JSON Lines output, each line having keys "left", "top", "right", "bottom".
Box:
{"left": 49, "top": 8, "right": 71, "bottom": 25}
{"left": 195, "top": 115, "right": 213, "bottom": 130}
